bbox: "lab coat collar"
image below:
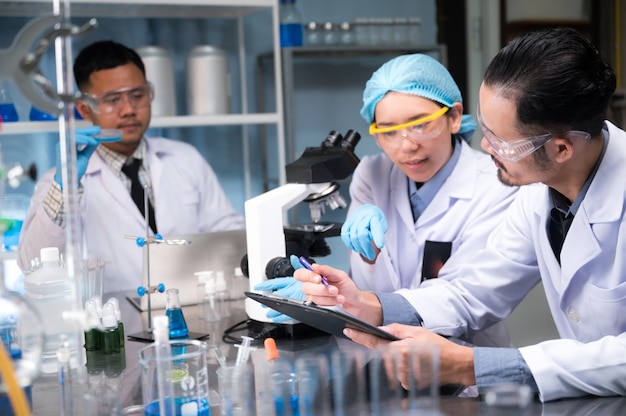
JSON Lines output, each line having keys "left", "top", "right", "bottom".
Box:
{"left": 542, "top": 121, "right": 625, "bottom": 289}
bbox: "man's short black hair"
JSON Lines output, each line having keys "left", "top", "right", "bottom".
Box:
{"left": 73, "top": 40, "right": 145, "bottom": 90}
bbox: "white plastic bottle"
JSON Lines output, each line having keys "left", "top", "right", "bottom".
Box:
{"left": 202, "top": 277, "right": 220, "bottom": 322}
{"left": 23, "top": 247, "right": 79, "bottom": 373}
{"left": 231, "top": 266, "right": 248, "bottom": 300}
{"left": 195, "top": 270, "right": 214, "bottom": 321}
{"left": 215, "top": 271, "right": 230, "bottom": 318}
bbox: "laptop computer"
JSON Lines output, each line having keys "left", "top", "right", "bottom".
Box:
{"left": 126, "top": 229, "right": 247, "bottom": 311}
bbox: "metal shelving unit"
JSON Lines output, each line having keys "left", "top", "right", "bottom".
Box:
{"left": 0, "top": 0, "right": 287, "bottom": 192}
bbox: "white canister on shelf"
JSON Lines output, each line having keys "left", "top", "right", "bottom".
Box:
{"left": 136, "top": 46, "right": 177, "bottom": 117}
{"left": 186, "top": 45, "right": 231, "bottom": 115}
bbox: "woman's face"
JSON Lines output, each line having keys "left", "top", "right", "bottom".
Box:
{"left": 372, "top": 91, "right": 462, "bottom": 183}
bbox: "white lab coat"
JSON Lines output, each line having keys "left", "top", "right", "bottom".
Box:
{"left": 402, "top": 121, "right": 626, "bottom": 401}
{"left": 348, "top": 139, "right": 518, "bottom": 346}
{"left": 18, "top": 137, "right": 244, "bottom": 293}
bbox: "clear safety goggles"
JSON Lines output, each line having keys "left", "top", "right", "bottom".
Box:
{"left": 477, "top": 104, "right": 591, "bottom": 162}
{"left": 369, "top": 106, "right": 449, "bottom": 146}
{"left": 85, "top": 83, "right": 154, "bottom": 115}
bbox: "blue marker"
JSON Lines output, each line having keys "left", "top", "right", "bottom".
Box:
{"left": 298, "top": 256, "right": 329, "bottom": 287}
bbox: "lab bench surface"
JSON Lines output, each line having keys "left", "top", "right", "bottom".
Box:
{"left": 28, "top": 292, "right": 626, "bottom": 415}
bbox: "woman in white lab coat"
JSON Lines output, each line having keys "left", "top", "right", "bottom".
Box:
{"left": 297, "top": 28, "right": 626, "bottom": 402}
{"left": 340, "top": 54, "right": 518, "bottom": 346}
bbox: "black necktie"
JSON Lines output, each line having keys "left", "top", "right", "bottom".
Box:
{"left": 121, "top": 158, "right": 157, "bottom": 233}
{"left": 548, "top": 208, "right": 573, "bottom": 264}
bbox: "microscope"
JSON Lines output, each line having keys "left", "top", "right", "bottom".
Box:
{"left": 245, "top": 129, "right": 360, "bottom": 324}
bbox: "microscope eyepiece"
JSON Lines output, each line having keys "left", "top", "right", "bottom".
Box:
{"left": 342, "top": 129, "right": 361, "bottom": 150}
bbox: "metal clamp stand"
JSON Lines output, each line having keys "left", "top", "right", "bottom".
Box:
{"left": 125, "top": 188, "right": 207, "bottom": 342}
{"left": 0, "top": 14, "right": 98, "bottom": 115}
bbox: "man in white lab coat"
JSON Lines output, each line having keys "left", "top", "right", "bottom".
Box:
{"left": 295, "top": 27, "right": 626, "bottom": 401}
{"left": 18, "top": 40, "right": 244, "bottom": 292}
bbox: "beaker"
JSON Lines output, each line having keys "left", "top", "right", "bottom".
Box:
{"left": 372, "top": 341, "right": 440, "bottom": 413}
{"left": 138, "top": 339, "right": 210, "bottom": 416}
{"left": 295, "top": 353, "right": 331, "bottom": 415}
{"left": 216, "top": 362, "right": 255, "bottom": 416}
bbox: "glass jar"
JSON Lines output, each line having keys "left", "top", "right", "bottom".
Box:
{"left": 305, "top": 21, "right": 322, "bottom": 46}
{"left": 322, "top": 21, "right": 337, "bottom": 45}
{"left": 338, "top": 21, "right": 355, "bottom": 45}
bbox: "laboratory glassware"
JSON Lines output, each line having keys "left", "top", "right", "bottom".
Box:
{"left": 0, "top": 264, "right": 43, "bottom": 409}
{"left": 23, "top": 247, "right": 80, "bottom": 374}
{"left": 165, "top": 288, "right": 189, "bottom": 339}
{"left": 139, "top": 337, "right": 209, "bottom": 416}
{"left": 279, "top": 0, "right": 303, "bottom": 47}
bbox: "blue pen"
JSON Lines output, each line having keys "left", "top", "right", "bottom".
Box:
{"left": 298, "top": 256, "right": 329, "bottom": 287}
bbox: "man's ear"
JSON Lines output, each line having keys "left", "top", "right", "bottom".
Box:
{"left": 552, "top": 137, "right": 575, "bottom": 163}
{"left": 75, "top": 101, "right": 93, "bottom": 122}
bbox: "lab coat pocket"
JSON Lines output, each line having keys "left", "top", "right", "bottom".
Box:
{"left": 587, "top": 281, "right": 626, "bottom": 336}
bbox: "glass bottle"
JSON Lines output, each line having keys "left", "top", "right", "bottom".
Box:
{"left": 102, "top": 303, "right": 120, "bottom": 354}
{"left": 165, "top": 289, "right": 188, "bottom": 339}
{"left": 106, "top": 297, "right": 124, "bottom": 348}
{"left": 215, "top": 271, "right": 230, "bottom": 318}
{"left": 279, "top": 0, "right": 303, "bottom": 47}
{"left": 201, "top": 278, "right": 220, "bottom": 322}
{"left": 23, "top": 247, "right": 78, "bottom": 374}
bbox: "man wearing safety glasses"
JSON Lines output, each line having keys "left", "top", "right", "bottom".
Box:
{"left": 296, "top": 27, "right": 626, "bottom": 402}
{"left": 259, "top": 53, "right": 518, "bottom": 348}
{"left": 18, "top": 40, "right": 244, "bottom": 293}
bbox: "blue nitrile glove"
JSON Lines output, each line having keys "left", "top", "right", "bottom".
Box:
{"left": 254, "top": 255, "right": 304, "bottom": 323}
{"left": 341, "top": 204, "right": 388, "bottom": 261}
{"left": 54, "top": 126, "right": 102, "bottom": 189}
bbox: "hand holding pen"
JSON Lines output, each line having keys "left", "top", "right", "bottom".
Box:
{"left": 298, "top": 256, "right": 329, "bottom": 286}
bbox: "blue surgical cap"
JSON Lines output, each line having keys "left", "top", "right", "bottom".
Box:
{"left": 361, "top": 54, "right": 476, "bottom": 142}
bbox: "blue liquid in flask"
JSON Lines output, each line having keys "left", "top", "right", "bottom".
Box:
{"left": 166, "top": 308, "right": 188, "bottom": 339}
{"left": 165, "top": 288, "right": 188, "bottom": 339}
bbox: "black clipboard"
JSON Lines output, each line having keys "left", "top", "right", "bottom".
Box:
{"left": 245, "top": 292, "right": 400, "bottom": 341}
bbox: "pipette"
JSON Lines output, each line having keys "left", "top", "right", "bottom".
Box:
{"left": 234, "top": 335, "right": 255, "bottom": 367}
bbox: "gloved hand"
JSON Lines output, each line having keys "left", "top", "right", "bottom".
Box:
{"left": 54, "top": 126, "right": 102, "bottom": 189}
{"left": 341, "top": 204, "right": 388, "bottom": 261}
{"left": 254, "top": 255, "right": 304, "bottom": 323}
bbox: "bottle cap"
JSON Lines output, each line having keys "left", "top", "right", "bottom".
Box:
{"left": 106, "top": 297, "right": 122, "bottom": 321}
{"left": 264, "top": 337, "right": 279, "bottom": 361}
{"left": 40, "top": 247, "right": 60, "bottom": 262}
{"left": 195, "top": 270, "right": 214, "bottom": 284}
{"left": 102, "top": 304, "right": 117, "bottom": 329}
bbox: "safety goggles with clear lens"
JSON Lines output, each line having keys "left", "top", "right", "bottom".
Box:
{"left": 369, "top": 106, "right": 449, "bottom": 146}
{"left": 477, "top": 104, "right": 591, "bottom": 162}
{"left": 86, "top": 83, "right": 154, "bottom": 115}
